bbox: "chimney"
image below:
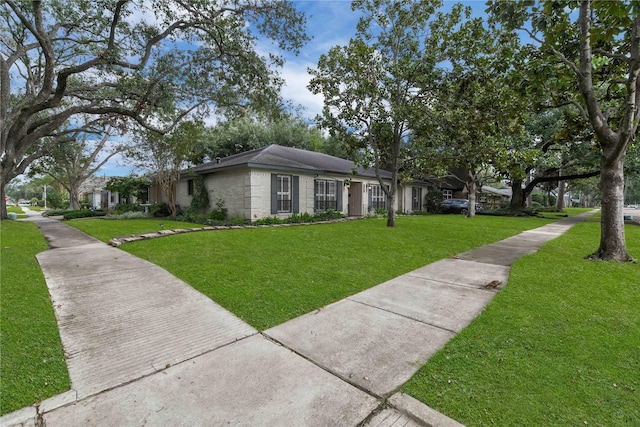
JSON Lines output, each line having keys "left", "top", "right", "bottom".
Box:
{"left": 216, "top": 157, "right": 221, "bottom": 164}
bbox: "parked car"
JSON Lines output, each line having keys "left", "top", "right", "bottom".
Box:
{"left": 17, "top": 201, "right": 31, "bottom": 207}
{"left": 440, "top": 198, "right": 483, "bottom": 215}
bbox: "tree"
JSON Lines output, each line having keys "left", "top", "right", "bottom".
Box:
{"left": 105, "top": 175, "right": 151, "bottom": 205}
{"left": 309, "top": 0, "right": 443, "bottom": 227}
{"left": 29, "top": 127, "right": 124, "bottom": 209}
{"left": 489, "top": 0, "right": 639, "bottom": 261}
{"left": 134, "top": 120, "right": 206, "bottom": 216}
{"left": 411, "top": 5, "right": 528, "bottom": 218}
{"left": 0, "top": 0, "right": 308, "bottom": 219}
{"left": 206, "top": 115, "right": 323, "bottom": 158}
{"left": 504, "top": 109, "right": 601, "bottom": 210}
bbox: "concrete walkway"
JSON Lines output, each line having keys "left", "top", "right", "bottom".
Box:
{"left": 2, "top": 210, "right": 594, "bottom": 427}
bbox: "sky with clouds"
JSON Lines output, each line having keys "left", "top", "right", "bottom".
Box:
{"left": 99, "top": 0, "right": 488, "bottom": 176}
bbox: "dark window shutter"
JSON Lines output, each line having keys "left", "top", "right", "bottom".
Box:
{"left": 336, "top": 180, "right": 343, "bottom": 211}
{"left": 271, "top": 174, "right": 278, "bottom": 214}
{"left": 292, "top": 176, "right": 299, "bottom": 213}
{"left": 368, "top": 186, "right": 373, "bottom": 212}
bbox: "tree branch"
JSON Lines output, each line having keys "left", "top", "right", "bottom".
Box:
{"left": 524, "top": 170, "right": 600, "bottom": 195}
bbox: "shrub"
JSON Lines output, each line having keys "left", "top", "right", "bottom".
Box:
{"left": 209, "top": 199, "right": 228, "bottom": 221}
{"left": 253, "top": 210, "right": 345, "bottom": 225}
{"left": 254, "top": 216, "right": 284, "bottom": 225}
{"left": 189, "top": 176, "right": 210, "bottom": 214}
{"left": 62, "top": 209, "right": 107, "bottom": 220}
{"left": 314, "top": 210, "right": 346, "bottom": 221}
{"left": 42, "top": 209, "right": 73, "bottom": 217}
{"left": 150, "top": 203, "right": 172, "bottom": 218}
{"left": 105, "top": 211, "right": 148, "bottom": 220}
{"left": 424, "top": 190, "right": 444, "bottom": 213}
{"left": 112, "top": 203, "right": 143, "bottom": 214}
{"left": 228, "top": 216, "right": 250, "bottom": 225}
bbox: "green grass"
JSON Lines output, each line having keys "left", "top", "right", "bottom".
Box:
{"left": 64, "top": 218, "right": 206, "bottom": 243}
{"left": 6, "top": 205, "right": 27, "bottom": 219}
{"left": 69, "top": 215, "right": 558, "bottom": 330}
{"left": 401, "top": 218, "right": 640, "bottom": 426}
{"left": 0, "top": 221, "right": 70, "bottom": 415}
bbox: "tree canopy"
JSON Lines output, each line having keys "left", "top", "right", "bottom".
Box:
{"left": 488, "top": 0, "right": 640, "bottom": 261}
{"left": 309, "top": 0, "right": 443, "bottom": 227}
{"left": 0, "top": 0, "right": 308, "bottom": 218}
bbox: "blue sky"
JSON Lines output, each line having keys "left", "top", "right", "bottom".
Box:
{"left": 99, "top": 0, "right": 488, "bottom": 176}
{"left": 278, "top": 0, "right": 487, "bottom": 122}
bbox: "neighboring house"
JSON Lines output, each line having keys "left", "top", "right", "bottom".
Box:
{"left": 426, "top": 168, "right": 467, "bottom": 200}
{"left": 79, "top": 176, "right": 128, "bottom": 210}
{"left": 479, "top": 185, "right": 512, "bottom": 209}
{"left": 149, "top": 144, "right": 432, "bottom": 220}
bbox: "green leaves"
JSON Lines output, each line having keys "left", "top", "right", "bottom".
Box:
{"left": 1, "top": 0, "right": 309, "bottom": 212}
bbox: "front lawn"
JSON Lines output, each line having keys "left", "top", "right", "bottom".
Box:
{"left": 401, "top": 216, "right": 640, "bottom": 426}
{"left": 0, "top": 221, "right": 70, "bottom": 415}
{"left": 70, "top": 214, "right": 559, "bottom": 330}
{"left": 6, "top": 205, "right": 27, "bottom": 219}
{"left": 65, "top": 218, "right": 206, "bottom": 243}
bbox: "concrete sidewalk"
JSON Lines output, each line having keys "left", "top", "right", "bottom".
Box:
{"left": 2, "top": 210, "right": 594, "bottom": 426}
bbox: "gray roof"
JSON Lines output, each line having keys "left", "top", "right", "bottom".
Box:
{"left": 190, "top": 144, "right": 392, "bottom": 179}
{"left": 481, "top": 185, "right": 512, "bottom": 197}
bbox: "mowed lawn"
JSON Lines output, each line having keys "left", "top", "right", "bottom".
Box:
{"left": 70, "top": 214, "right": 559, "bottom": 330}
{"left": 402, "top": 215, "right": 640, "bottom": 426}
{"left": 0, "top": 221, "right": 70, "bottom": 415}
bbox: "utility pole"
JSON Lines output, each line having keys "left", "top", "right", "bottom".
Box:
{"left": 43, "top": 185, "right": 47, "bottom": 209}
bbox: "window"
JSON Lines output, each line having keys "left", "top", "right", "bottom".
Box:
{"left": 412, "top": 187, "right": 423, "bottom": 211}
{"left": 187, "top": 179, "right": 194, "bottom": 196}
{"left": 442, "top": 189, "right": 453, "bottom": 199}
{"left": 277, "top": 175, "right": 291, "bottom": 213}
{"left": 370, "top": 184, "right": 386, "bottom": 211}
{"left": 314, "top": 179, "right": 337, "bottom": 211}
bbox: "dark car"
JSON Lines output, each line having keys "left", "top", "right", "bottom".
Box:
{"left": 440, "top": 198, "right": 483, "bottom": 215}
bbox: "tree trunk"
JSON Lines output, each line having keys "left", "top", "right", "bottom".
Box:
{"left": 556, "top": 178, "right": 566, "bottom": 211}
{"left": 68, "top": 181, "right": 81, "bottom": 210}
{"left": 0, "top": 180, "right": 7, "bottom": 220}
{"left": 68, "top": 192, "right": 80, "bottom": 210}
{"left": 386, "top": 191, "right": 396, "bottom": 227}
{"left": 525, "top": 169, "right": 532, "bottom": 207}
{"left": 589, "top": 153, "right": 632, "bottom": 261}
{"left": 510, "top": 179, "right": 525, "bottom": 210}
{"left": 385, "top": 138, "right": 400, "bottom": 228}
{"left": 467, "top": 174, "right": 477, "bottom": 218}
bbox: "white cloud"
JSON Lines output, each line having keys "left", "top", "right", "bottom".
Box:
{"left": 280, "top": 60, "right": 325, "bottom": 119}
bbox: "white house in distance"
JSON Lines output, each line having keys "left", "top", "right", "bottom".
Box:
{"left": 148, "top": 144, "right": 432, "bottom": 220}
{"left": 79, "top": 176, "right": 132, "bottom": 210}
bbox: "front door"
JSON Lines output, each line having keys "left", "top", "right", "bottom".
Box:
{"left": 348, "top": 182, "right": 363, "bottom": 216}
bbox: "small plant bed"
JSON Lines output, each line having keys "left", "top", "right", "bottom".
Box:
{"left": 80, "top": 215, "right": 559, "bottom": 330}
{"left": 0, "top": 221, "right": 70, "bottom": 415}
{"left": 401, "top": 220, "right": 639, "bottom": 426}
{"left": 42, "top": 208, "right": 106, "bottom": 219}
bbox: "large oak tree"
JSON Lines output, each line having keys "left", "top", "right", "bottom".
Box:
{"left": 0, "top": 0, "right": 307, "bottom": 219}
{"left": 489, "top": 0, "right": 639, "bottom": 261}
